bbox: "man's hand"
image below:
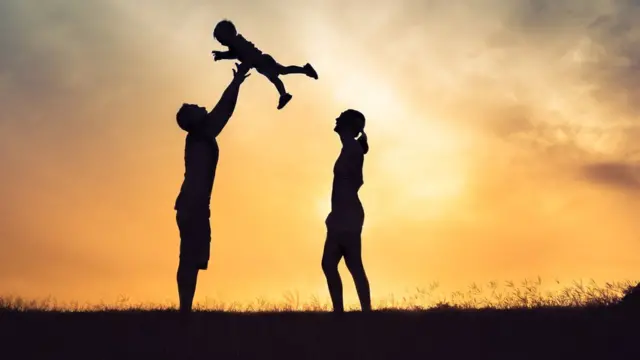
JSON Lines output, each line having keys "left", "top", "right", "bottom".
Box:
{"left": 358, "top": 130, "right": 367, "bottom": 141}
{"left": 231, "top": 62, "right": 251, "bottom": 84}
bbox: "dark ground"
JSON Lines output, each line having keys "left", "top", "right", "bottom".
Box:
{"left": 1, "top": 305, "right": 638, "bottom": 360}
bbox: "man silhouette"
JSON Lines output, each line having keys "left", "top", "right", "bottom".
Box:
{"left": 174, "top": 62, "right": 251, "bottom": 315}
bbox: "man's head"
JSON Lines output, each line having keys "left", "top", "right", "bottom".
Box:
{"left": 334, "top": 109, "right": 366, "bottom": 137}
{"left": 176, "top": 103, "right": 207, "bottom": 132}
{"left": 214, "top": 20, "right": 237, "bottom": 46}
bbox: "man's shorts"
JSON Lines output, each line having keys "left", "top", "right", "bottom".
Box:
{"left": 176, "top": 210, "right": 211, "bottom": 270}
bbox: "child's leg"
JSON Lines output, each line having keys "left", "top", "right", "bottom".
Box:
{"left": 279, "top": 65, "right": 306, "bottom": 75}
{"left": 258, "top": 53, "right": 317, "bottom": 79}
{"left": 256, "top": 54, "right": 295, "bottom": 109}
{"left": 280, "top": 64, "right": 318, "bottom": 79}
{"left": 263, "top": 73, "right": 292, "bottom": 110}
{"left": 266, "top": 73, "right": 287, "bottom": 97}
{"left": 255, "top": 55, "right": 287, "bottom": 95}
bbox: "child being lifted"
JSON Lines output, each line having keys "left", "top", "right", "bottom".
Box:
{"left": 212, "top": 19, "right": 319, "bottom": 110}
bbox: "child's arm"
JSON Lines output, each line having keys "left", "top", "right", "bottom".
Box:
{"left": 212, "top": 50, "right": 238, "bottom": 61}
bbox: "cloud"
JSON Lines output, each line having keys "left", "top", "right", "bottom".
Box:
{"left": 581, "top": 162, "right": 640, "bottom": 191}
{"left": 278, "top": 0, "right": 640, "bottom": 228}
{"left": 4, "top": 0, "right": 640, "bottom": 302}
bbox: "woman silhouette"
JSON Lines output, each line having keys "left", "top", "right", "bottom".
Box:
{"left": 322, "top": 109, "right": 371, "bottom": 313}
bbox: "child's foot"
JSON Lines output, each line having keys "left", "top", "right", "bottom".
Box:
{"left": 304, "top": 63, "right": 318, "bottom": 79}
{"left": 278, "top": 93, "right": 293, "bottom": 110}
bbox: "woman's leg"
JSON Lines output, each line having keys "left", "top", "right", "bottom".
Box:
{"left": 322, "top": 230, "right": 344, "bottom": 313}
{"left": 343, "top": 232, "right": 371, "bottom": 312}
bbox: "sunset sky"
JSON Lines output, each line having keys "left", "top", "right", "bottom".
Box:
{"left": 1, "top": 0, "right": 640, "bottom": 306}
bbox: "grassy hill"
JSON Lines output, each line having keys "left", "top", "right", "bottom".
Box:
{"left": 2, "top": 280, "right": 639, "bottom": 359}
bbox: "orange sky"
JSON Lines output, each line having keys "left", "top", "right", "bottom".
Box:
{"left": 1, "top": 0, "right": 640, "bottom": 306}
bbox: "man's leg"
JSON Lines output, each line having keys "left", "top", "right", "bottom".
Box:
{"left": 322, "top": 230, "right": 345, "bottom": 313}
{"left": 176, "top": 211, "right": 210, "bottom": 314}
{"left": 177, "top": 262, "right": 199, "bottom": 314}
{"left": 343, "top": 232, "right": 371, "bottom": 312}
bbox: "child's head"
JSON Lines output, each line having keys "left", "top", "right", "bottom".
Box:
{"left": 214, "top": 20, "right": 237, "bottom": 46}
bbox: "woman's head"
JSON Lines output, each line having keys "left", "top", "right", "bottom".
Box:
{"left": 334, "top": 109, "right": 368, "bottom": 154}
{"left": 334, "top": 109, "right": 365, "bottom": 136}
{"left": 176, "top": 103, "right": 207, "bottom": 132}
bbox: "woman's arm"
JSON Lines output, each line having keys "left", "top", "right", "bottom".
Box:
{"left": 338, "top": 134, "right": 365, "bottom": 173}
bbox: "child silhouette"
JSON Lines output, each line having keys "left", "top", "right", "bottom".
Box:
{"left": 212, "top": 19, "right": 318, "bottom": 110}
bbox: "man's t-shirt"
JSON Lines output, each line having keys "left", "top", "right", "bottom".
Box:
{"left": 174, "top": 131, "right": 219, "bottom": 214}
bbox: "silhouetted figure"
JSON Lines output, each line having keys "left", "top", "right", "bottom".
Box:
{"left": 174, "top": 62, "right": 251, "bottom": 316}
{"left": 322, "top": 109, "right": 372, "bottom": 313}
{"left": 212, "top": 19, "right": 318, "bottom": 110}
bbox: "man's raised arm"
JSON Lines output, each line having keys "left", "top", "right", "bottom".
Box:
{"left": 201, "top": 63, "right": 251, "bottom": 138}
